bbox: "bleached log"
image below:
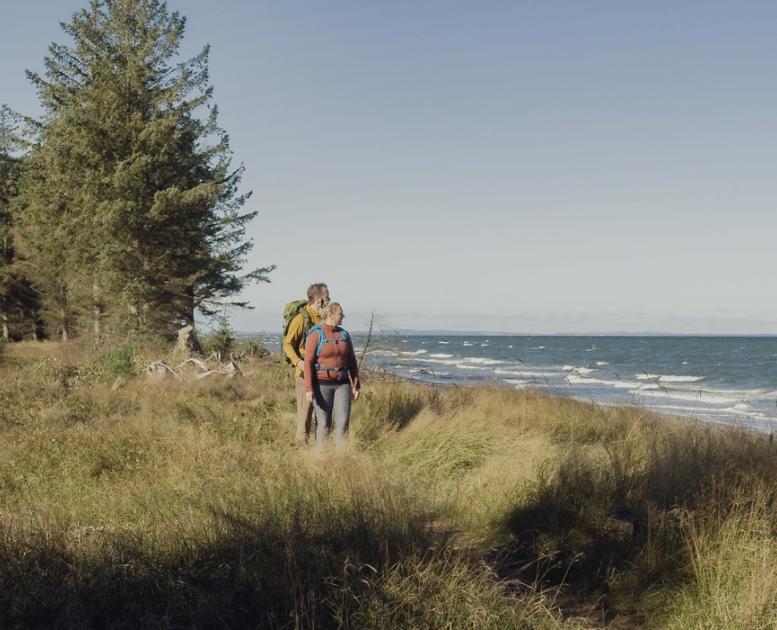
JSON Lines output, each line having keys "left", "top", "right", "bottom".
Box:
{"left": 146, "top": 361, "right": 182, "bottom": 380}
{"left": 175, "top": 357, "right": 211, "bottom": 372}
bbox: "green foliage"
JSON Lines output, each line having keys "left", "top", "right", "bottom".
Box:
{"left": 99, "top": 343, "right": 138, "bottom": 380}
{"left": 203, "top": 316, "right": 234, "bottom": 360}
{"left": 0, "top": 105, "right": 38, "bottom": 339}
{"left": 16, "top": 0, "right": 274, "bottom": 341}
{"left": 236, "top": 338, "right": 270, "bottom": 359}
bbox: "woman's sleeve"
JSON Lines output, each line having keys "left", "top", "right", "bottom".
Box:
{"left": 347, "top": 339, "right": 360, "bottom": 391}
{"left": 304, "top": 331, "right": 318, "bottom": 393}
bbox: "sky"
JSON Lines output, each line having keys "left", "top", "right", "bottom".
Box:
{"left": 2, "top": 1, "right": 776, "bottom": 334}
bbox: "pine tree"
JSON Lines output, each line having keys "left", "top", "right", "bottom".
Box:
{"left": 0, "top": 105, "right": 36, "bottom": 341}
{"left": 13, "top": 114, "right": 79, "bottom": 341}
{"left": 18, "top": 0, "right": 273, "bottom": 340}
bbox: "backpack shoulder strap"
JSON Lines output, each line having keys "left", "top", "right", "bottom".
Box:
{"left": 300, "top": 306, "right": 312, "bottom": 334}
{"left": 306, "top": 325, "right": 324, "bottom": 356}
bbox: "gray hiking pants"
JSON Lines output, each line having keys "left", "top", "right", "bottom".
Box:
{"left": 313, "top": 381, "right": 352, "bottom": 448}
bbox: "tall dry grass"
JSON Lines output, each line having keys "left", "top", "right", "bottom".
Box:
{"left": 664, "top": 482, "right": 777, "bottom": 629}
{"left": 3, "top": 340, "right": 777, "bottom": 627}
{"left": 0, "top": 342, "right": 566, "bottom": 629}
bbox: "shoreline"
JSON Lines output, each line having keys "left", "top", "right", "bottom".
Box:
{"left": 366, "top": 362, "right": 761, "bottom": 438}
{"left": 364, "top": 362, "right": 777, "bottom": 435}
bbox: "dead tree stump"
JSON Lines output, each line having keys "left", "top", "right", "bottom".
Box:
{"left": 175, "top": 325, "right": 204, "bottom": 359}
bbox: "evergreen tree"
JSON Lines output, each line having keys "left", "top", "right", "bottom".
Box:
{"left": 18, "top": 0, "right": 273, "bottom": 340}
{"left": 0, "top": 105, "right": 36, "bottom": 340}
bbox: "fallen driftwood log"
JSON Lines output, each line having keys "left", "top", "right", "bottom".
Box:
{"left": 146, "top": 361, "right": 183, "bottom": 380}
{"left": 176, "top": 357, "right": 211, "bottom": 372}
{"left": 146, "top": 357, "right": 243, "bottom": 382}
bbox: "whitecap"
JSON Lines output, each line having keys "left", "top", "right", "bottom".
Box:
{"left": 454, "top": 362, "right": 491, "bottom": 371}
{"left": 418, "top": 358, "right": 460, "bottom": 366}
{"left": 658, "top": 375, "right": 704, "bottom": 383}
{"left": 596, "top": 361, "right": 609, "bottom": 366}
{"left": 566, "top": 374, "right": 639, "bottom": 389}
{"left": 465, "top": 357, "right": 508, "bottom": 366}
{"left": 463, "top": 342, "right": 473, "bottom": 346}
{"left": 430, "top": 353, "right": 453, "bottom": 359}
{"left": 561, "top": 365, "right": 576, "bottom": 371}
{"left": 576, "top": 367, "right": 597, "bottom": 375}
{"left": 494, "top": 368, "right": 559, "bottom": 378}
{"left": 530, "top": 345, "right": 545, "bottom": 350}
{"left": 634, "top": 373, "right": 704, "bottom": 383}
{"left": 504, "top": 378, "right": 532, "bottom": 388}
{"left": 438, "top": 341, "right": 451, "bottom": 345}
{"left": 631, "top": 389, "right": 740, "bottom": 405}
{"left": 401, "top": 350, "right": 428, "bottom": 356}
{"left": 720, "top": 405, "right": 768, "bottom": 419}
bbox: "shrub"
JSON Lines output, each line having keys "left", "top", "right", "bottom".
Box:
{"left": 99, "top": 343, "right": 137, "bottom": 380}
{"left": 204, "top": 316, "right": 235, "bottom": 361}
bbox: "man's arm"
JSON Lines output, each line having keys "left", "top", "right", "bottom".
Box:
{"left": 304, "top": 330, "right": 320, "bottom": 394}
{"left": 282, "top": 314, "right": 306, "bottom": 368}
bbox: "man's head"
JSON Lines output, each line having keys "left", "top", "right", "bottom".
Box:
{"left": 306, "top": 283, "right": 330, "bottom": 311}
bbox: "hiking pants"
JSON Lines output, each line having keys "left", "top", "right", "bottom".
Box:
{"left": 313, "top": 381, "right": 352, "bottom": 448}
{"left": 294, "top": 374, "right": 315, "bottom": 444}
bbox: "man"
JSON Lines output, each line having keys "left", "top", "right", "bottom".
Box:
{"left": 283, "top": 282, "right": 330, "bottom": 444}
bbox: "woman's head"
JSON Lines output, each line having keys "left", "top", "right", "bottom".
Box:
{"left": 320, "top": 301, "right": 344, "bottom": 325}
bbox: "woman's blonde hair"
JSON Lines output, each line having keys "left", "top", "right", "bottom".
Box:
{"left": 320, "top": 301, "right": 343, "bottom": 321}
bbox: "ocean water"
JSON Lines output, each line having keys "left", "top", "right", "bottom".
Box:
{"left": 257, "top": 334, "right": 777, "bottom": 433}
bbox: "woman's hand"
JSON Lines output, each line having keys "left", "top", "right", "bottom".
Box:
{"left": 352, "top": 388, "right": 360, "bottom": 401}
{"left": 305, "top": 391, "right": 314, "bottom": 403}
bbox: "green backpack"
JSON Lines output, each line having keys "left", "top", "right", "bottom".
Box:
{"left": 282, "top": 300, "right": 312, "bottom": 365}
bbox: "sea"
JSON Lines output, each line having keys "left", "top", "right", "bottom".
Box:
{"left": 254, "top": 334, "right": 777, "bottom": 433}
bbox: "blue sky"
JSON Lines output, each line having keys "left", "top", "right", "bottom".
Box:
{"left": 2, "top": 1, "right": 776, "bottom": 333}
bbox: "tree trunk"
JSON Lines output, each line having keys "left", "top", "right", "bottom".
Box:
{"left": 185, "top": 286, "right": 195, "bottom": 326}
{"left": 93, "top": 282, "right": 102, "bottom": 339}
{"left": 1, "top": 312, "right": 8, "bottom": 341}
{"left": 61, "top": 309, "right": 69, "bottom": 342}
{"left": 94, "top": 305, "right": 102, "bottom": 338}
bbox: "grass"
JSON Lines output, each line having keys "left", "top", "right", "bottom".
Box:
{"left": 2, "top": 340, "right": 777, "bottom": 627}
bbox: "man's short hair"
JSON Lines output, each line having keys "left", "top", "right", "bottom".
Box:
{"left": 307, "top": 283, "right": 328, "bottom": 303}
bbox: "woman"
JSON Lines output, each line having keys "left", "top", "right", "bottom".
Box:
{"left": 304, "top": 302, "right": 360, "bottom": 448}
